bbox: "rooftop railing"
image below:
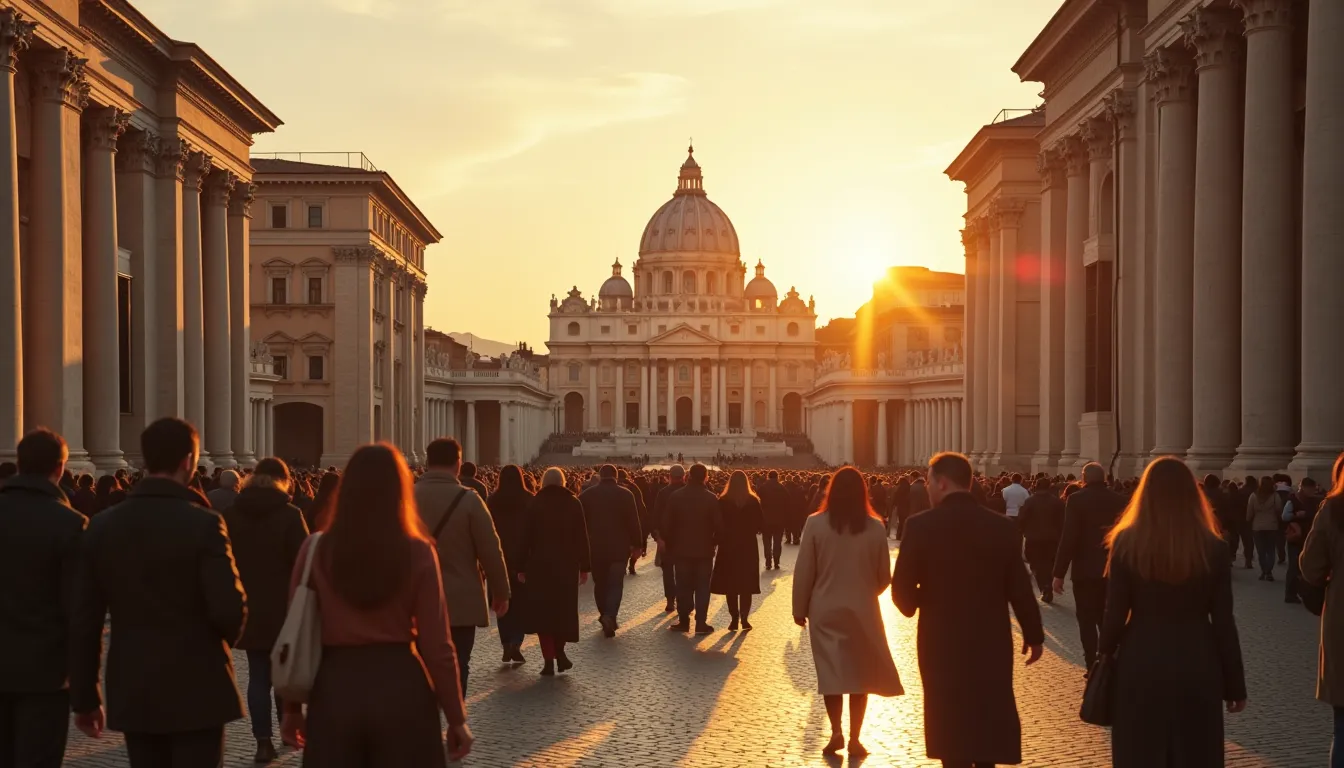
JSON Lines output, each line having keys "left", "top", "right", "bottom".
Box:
{"left": 990, "top": 108, "right": 1042, "bottom": 124}
{"left": 251, "top": 152, "right": 379, "bottom": 172}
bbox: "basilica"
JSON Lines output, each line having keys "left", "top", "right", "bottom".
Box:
{"left": 545, "top": 147, "right": 817, "bottom": 459}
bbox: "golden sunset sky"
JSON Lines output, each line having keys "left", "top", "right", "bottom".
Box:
{"left": 136, "top": 0, "right": 1059, "bottom": 348}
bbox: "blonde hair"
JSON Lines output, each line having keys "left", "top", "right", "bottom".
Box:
{"left": 1106, "top": 456, "right": 1221, "bottom": 583}
{"left": 719, "top": 470, "right": 757, "bottom": 506}
{"left": 542, "top": 467, "right": 566, "bottom": 488}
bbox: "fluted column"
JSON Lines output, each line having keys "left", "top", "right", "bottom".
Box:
{"left": 1034, "top": 148, "right": 1068, "bottom": 470}
{"left": 664, "top": 359, "right": 675, "bottom": 432}
{"left": 154, "top": 140, "right": 187, "bottom": 418}
{"left": 500, "top": 401, "right": 511, "bottom": 465}
{"left": 1060, "top": 138, "right": 1089, "bottom": 467}
{"left": 960, "top": 227, "right": 978, "bottom": 461}
{"left": 1293, "top": 0, "right": 1344, "bottom": 476}
{"left": 615, "top": 359, "right": 625, "bottom": 432}
{"left": 710, "top": 360, "right": 720, "bottom": 433}
{"left": 692, "top": 360, "right": 702, "bottom": 432}
{"left": 843, "top": 400, "right": 854, "bottom": 465}
{"left": 81, "top": 106, "right": 130, "bottom": 471}
{"left": 639, "top": 359, "right": 650, "bottom": 432}
{"left": 768, "top": 362, "right": 778, "bottom": 431}
{"left": 1233, "top": 0, "right": 1297, "bottom": 471}
{"left": 182, "top": 151, "right": 210, "bottom": 455}
{"left": 588, "top": 360, "right": 599, "bottom": 431}
{"left": 28, "top": 49, "right": 90, "bottom": 469}
{"left": 0, "top": 11, "right": 33, "bottom": 459}
{"left": 718, "top": 361, "right": 727, "bottom": 432}
{"left": 743, "top": 361, "right": 754, "bottom": 432}
{"left": 228, "top": 184, "right": 255, "bottom": 467}
{"left": 972, "top": 223, "right": 991, "bottom": 464}
{"left": 202, "top": 170, "right": 234, "bottom": 466}
{"left": 412, "top": 283, "right": 426, "bottom": 464}
{"left": 465, "top": 400, "right": 477, "bottom": 462}
{"left": 953, "top": 399, "right": 963, "bottom": 454}
{"left": 984, "top": 217, "right": 1002, "bottom": 462}
{"left": 1183, "top": 9, "right": 1244, "bottom": 470}
{"left": 993, "top": 198, "right": 1024, "bottom": 464}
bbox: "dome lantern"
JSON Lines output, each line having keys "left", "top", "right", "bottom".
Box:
{"left": 639, "top": 146, "right": 740, "bottom": 259}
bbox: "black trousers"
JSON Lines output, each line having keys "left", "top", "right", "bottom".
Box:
{"left": 1023, "top": 540, "right": 1057, "bottom": 595}
{"left": 449, "top": 625, "right": 476, "bottom": 695}
{"left": 1239, "top": 524, "right": 1255, "bottom": 565}
{"left": 123, "top": 727, "right": 224, "bottom": 768}
{"left": 1073, "top": 577, "right": 1107, "bottom": 670}
{"left": 762, "top": 530, "right": 783, "bottom": 566}
{"left": 661, "top": 555, "right": 678, "bottom": 600}
{"left": 0, "top": 690, "right": 69, "bottom": 768}
{"left": 942, "top": 762, "right": 996, "bottom": 768}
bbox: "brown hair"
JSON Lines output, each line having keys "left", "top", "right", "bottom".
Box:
{"left": 321, "top": 443, "right": 427, "bottom": 609}
{"left": 719, "top": 470, "right": 758, "bottom": 507}
{"left": 821, "top": 467, "right": 881, "bottom": 535}
{"left": 1106, "top": 456, "right": 1221, "bottom": 584}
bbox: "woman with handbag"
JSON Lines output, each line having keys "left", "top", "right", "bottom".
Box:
{"left": 1299, "top": 452, "right": 1344, "bottom": 767}
{"left": 278, "top": 443, "right": 473, "bottom": 765}
{"left": 1097, "top": 456, "right": 1247, "bottom": 768}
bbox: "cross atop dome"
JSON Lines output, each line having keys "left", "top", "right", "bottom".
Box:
{"left": 611, "top": 258, "right": 622, "bottom": 276}
{"left": 675, "top": 143, "right": 705, "bottom": 196}
{"left": 755, "top": 259, "right": 766, "bottom": 277}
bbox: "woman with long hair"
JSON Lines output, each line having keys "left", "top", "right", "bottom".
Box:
{"left": 1099, "top": 456, "right": 1247, "bottom": 768}
{"left": 711, "top": 470, "right": 764, "bottom": 631}
{"left": 306, "top": 470, "right": 341, "bottom": 532}
{"left": 488, "top": 465, "right": 534, "bottom": 663}
{"left": 1247, "top": 474, "right": 1282, "bottom": 580}
{"left": 792, "top": 467, "right": 902, "bottom": 757}
{"left": 280, "top": 444, "right": 472, "bottom": 765}
{"left": 93, "top": 473, "right": 123, "bottom": 514}
{"left": 1300, "top": 453, "right": 1344, "bottom": 767}
{"left": 519, "top": 467, "right": 590, "bottom": 676}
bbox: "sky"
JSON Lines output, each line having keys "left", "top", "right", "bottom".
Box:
{"left": 136, "top": 0, "right": 1060, "bottom": 349}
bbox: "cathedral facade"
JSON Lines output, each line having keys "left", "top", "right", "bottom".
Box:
{"left": 545, "top": 148, "right": 817, "bottom": 455}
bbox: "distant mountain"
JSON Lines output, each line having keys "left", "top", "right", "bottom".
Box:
{"left": 448, "top": 332, "right": 516, "bottom": 359}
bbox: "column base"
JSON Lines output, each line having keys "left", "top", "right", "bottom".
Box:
{"left": 206, "top": 450, "right": 237, "bottom": 470}
{"left": 88, "top": 449, "right": 128, "bottom": 474}
{"left": 233, "top": 451, "right": 258, "bottom": 469}
{"left": 1183, "top": 449, "right": 1236, "bottom": 474}
{"left": 1030, "top": 452, "right": 1062, "bottom": 477}
{"left": 1227, "top": 446, "right": 1295, "bottom": 476}
{"left": 1057, "top": 450, "right": 1084, "bottom": 476}
{"left": 1112, "top": 453, "right": 1149, "bottom": 480}
{"left": 320, "top": 453, "right": 354, "bottom": 469}
{"left": 1288, "top": 443, "right": 1344, "bottom": 482}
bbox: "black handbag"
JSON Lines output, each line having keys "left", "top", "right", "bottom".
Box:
{"left": 1079, "top": 654, "right": 1116, "bottom": 726}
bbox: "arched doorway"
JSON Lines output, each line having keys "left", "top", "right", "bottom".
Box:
{"left": 782, "top": 393, "right": 803, "bottom": 433}
{"left": 273, "top": 402, "right": 323, "bottom": 468}
{"left": 675, "top": 397, "right": 693, "bottom": 432}
{"left": 564, "top": 392, "right": 585, "bottom": 432}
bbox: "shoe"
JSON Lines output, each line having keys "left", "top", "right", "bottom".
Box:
{"left": 1258, "top": 573, "right": 1266, "bottom": 581}
{"left": 557, "top": 653, "right": 574, "bottom": 673}
{"left": 664, "top": 598, "right": 676, "bottom": 613}
{"left": 1267, "top": 573, "right": 1275, "bottom": 582}
{"left": 541, "top": 660, "right": 555, "bottom": 676}
{"left": 509, "top": 646, "right": 526, "bottom": 664}
{"left": 1244, "top": 562, "right": 1254, "bottom": 569}
{"left": 628, "top": 566, "right": 637, "bottom": 575}
{"left": 502, "top": 647, "right": 512, "bottom": 664}
{"left": 254, "top": 740, "right": 278, "bottom": 764}
{"left": 741, "top": 619, "right": 753, "bottom": 631}
{"left": 668, "top": 621, "right": 690, "bottom": 633}
{"left": 848, "top": 740, "right": 869, "bottom": 758}
{"left": 728, "top": 618, "right": 739, "bottom": 632}
{"left": 695, "top": 623, "right": 714, "bottom": 635}
{"left": 600, "top": 615, "right": 616, "bottom": 638}
{"left": 1041, "top": 592, "right": 1053, "bottom": 604}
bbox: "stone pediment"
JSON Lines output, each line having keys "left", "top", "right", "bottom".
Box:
{"left": 647, "top": 323, "right": 720, "bottom": 346}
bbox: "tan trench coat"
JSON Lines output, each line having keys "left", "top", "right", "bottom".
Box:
{"left": 1301, "top": 498, "right": 1344, "bottom": 705}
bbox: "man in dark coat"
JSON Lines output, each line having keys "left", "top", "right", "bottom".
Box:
{"left": 460, "top": 461, "right": 490, "bottom": 499}
{"left": 619, "top": 469, "right": 648, "bottom": 574}
{"left": 1051, "top": 461, "right": 1126, "bottom": 672}
{"left": 663, "top": 464, "right": 722, "bottom": 634}
{"left": 1203, "top": 474, "right": 1239, "bottom": 561}
{"left": 652, "top": 466, "right": 687, "bottom": 612}
{"left": 757, "top": 470, "right": 790, "bottom": 569}
{"left": 71, "top": 418, "right": 246, "bottom": 768}
{"left": 579, "top": 465, "right": 642, "bottom": 637}
{"left": 222, "top": 458, "right": 308, "bottom": 762}
{"left": 786, "top": 479, "right": 807, "bottom": 544}
{"left": 0, "top": 429, "right": 87, "bottom": 768}
{"left": 903, "top": 477, "right": 931, "bottom": 540}
{"left": 1016, "top": 477, "right": 1065, "bottom": 604}
{"left": 892, "top": 452, "right": 1043, "bottom": 767}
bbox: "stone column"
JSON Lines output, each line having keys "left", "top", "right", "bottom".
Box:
{"left": 692, "top": 360, "right": 702, "bottom": 432}
{"left": 412, "top": 283, "right": 426, "bottom": 463}
{"left": 0, "top": 11, "right": 33, "bottom": 459}
{"left": 380, "top": 267, "right": 394, "bottom": 441}
{"left": 744, "top": 360, "right": 754, "bottom": 431}
{"left": 960, "top": 227, "right": 976, "bottom": 461}
{"left": 1104, "top": 88, "right": 1144, "bottom": 474}
{"left": 768, "top": 362, "right": 778, "bottom": 431}
{"left": 466, "top": 400, "right": 477, "bottom": 462}
{"left": 972, "top": 223, "right": 992, "bottom": 464}
{"left": 1233, "top": 0, "right": 1297, "bottom": 471}
{"left": 154, "top": 140, "right": 187, "bottom": 418}
{"left": 718, "top": 361, "right": 727, "bottom": 432}
{"left": 445, "top": 397, "right": 455, "bottom": 438}
{"left": 1061, "top": 137, "right": 1089, "bottom": 467}
{"left": 1292, "top": 0, "right": 1344, "bottom": 476}
{"left": 202, "top": 170, "right": 234, "bottom": 467}
{"left": 984, "top": 218, "right": 1002, "bottom": 462}
{"left": 28, "top": 49, "right": 90, "bottom": 469}
{"left": 182, "top": 151, "right": 210, "bottom": 456}
{"left": 665, "top": 359, "right": 675, "bottom": 432}
{"left": 710, "top": 360, "right": 720, "bottom": 433}
{"left": 500, "top": 401, "right": 511, "bottom": 465}
{"left": 993, "top": 198, "right": 1024, "bottom": 464}
{"left": 843, "top": 400, "right": 854, "bottom": 465}
{"left": 588, "top": 360, "right": 599, "bottom": 431}
{"left": 615, "top": 359, "right": 625, "bottom": 432}
{"left": 877, "top": 400, "right": 889, "bottom": 466}
{"left": 81, "top": 106, "right": 130, "bottom": 471}
{"left": 1183, "top": 9, "right": 1244, "bottom": 470}
{"left": 953, "top": 399, "right": 963, "bottom": 454}
{"left": 639, "top": 359, "right": 650, "bottom": 432}
{"left": 1035, "top": 147, "right": 1068, "bottom": 472}
{"left": 902, "top": 400, "right": 913, "bottom": 467}
{"left": 228, "top": 185, "right": 255, "bottom": 467}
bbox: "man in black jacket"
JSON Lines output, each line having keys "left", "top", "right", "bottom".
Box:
{"left": 1203, "top": 474, "right": 1239, "bottom": 562}
{"left": 619, "top": 468, "right": 648, "bottom": 575}
{"left": 663, "top": 464, "right": 722, "bottom": 634}
{"left": 0, "top": 429, "right": 87, "bottom": 768}
{"left": 758, "top": 470, "right": 789, "bottom": 569}
{"left": 71, "top": 418, "right": 247, "bottom": 767}
{"left": 652, "top": 466, "right": 686, "bottom": 612}
{"left": 580, "top": 465, "right": 643, "bottom": 637}
{"left": 1052, "top": 462, "right": 1126, "bottom": 673}
{"left": 1017, "top": 477, "right": 1065, "bottom": 604}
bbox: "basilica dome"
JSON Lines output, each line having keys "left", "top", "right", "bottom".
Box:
{"left": 744, "top": 260, "right": 777, "bottom": 300}
{"left": 638, "top": 146, "right": 740, "bottom": 259}
{"left": 598, "top": 259, "right": 633, "bottom": 299}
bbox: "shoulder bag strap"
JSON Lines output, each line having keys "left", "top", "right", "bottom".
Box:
{"left": 300, "top": 532, "right": 323, "bottom": 588}
{"left": 432, "top": 488, "right": 469, "bottom": 540}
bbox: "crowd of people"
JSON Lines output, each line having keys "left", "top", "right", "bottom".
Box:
{"left": 2, "top": 416, "right": 1343, "bottom": 767}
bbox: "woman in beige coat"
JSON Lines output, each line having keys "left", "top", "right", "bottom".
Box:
{"left": 1299, "top": 452, "right": 1344, "bottom": 766}
{"left": 793, "top": 466, "right": 903, "bottom": 758}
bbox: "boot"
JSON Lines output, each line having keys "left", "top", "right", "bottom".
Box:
{"left": 541, "top": 659, "right": 555, "bottom": 676}
{"left": 254, "top": 739, "right": 278, "bottom": 764}
{"left": 557, "top": 650, "right": 574, "bottom": 673}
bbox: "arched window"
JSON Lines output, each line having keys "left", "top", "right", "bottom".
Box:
{"left": 682, "top": 271, "right": 697, "bottom": 294}
{"left": 567, "top": 322, "right": 581, "bottom": 336}
{"left": 706, "top": 272, "right": 717, "bottom": 295}
{"left": 754, "top": 298, "right": 763, "bottom": 310}
{"left": 662, "top": 271, "right": 674, "bottom": 294}
{"left": 787, "top": 322, "right": 799, "bottom": 337}
{"left": 568, "top": 363, "right": 581, "bottom": 382}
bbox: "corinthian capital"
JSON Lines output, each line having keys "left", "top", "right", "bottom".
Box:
{"left": 1102, "top": 89, "right": 1136, "bottom": 140}
{"left": 1079, "top": 117, "right": 1113, "bottom": 161}
{"left": 155, "top": 138, "right": 188, "bottom": 181}
{"left": 1062, "top": 135, "right": 1089, "bottom": 177}
{"left": 204, "top": 171, "right": 236, "bottom": 207}
{"left": 0, "top": 9, "right": 37, "bottom": 74}
{"left": 33, "top": 48, "right": 90, "bottom": 111}
{"left": 228, "top": 183, "right": 257, "bottom": 218}
{"left": 1037, "top": 145, "right": 1067, "bottom": 190}
{"left": 1144, "top": 47, "right": 1195, "bottom": 106}
{"left": 184, "top": 150, "right": 214, "bottom": 191}
{"left": 117, "top": 131, "right": 159, "bottom": 174}
{"left": 1235, "top": 0, "right": 1292, "bottom": 34}
{"left": 85, "top": 106, "right": 130, "bottom": 152}
{"left": 991, "top": 197, "right": 1026, "bottom": 230}
{"left": 1182, "top": 6, "right": 1242, "bottom": 70}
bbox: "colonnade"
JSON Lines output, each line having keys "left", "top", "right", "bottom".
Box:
{"left": 248, "top": 397, "right": 274, "bottom": 461}
{"left": 806, "top": 396, "right": 964, "bottom": 468}
{"left": 582, "top": 357, "right": 784, "bottom": 433}
{"left": 424, "top": 395, "right": 551, "bottom": 465}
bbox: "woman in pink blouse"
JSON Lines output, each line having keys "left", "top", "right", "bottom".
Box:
{"left": 280, "top": 443, "right": 472, "bottom": 765}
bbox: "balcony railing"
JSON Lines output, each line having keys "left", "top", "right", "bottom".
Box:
{"left": 424, "top": 366, "right": 542, "bottom": 385}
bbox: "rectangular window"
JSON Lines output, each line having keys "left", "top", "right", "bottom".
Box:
{"left": 309, "top": 355, "right": 324, "bottom": 381}
{"left": 787, "top": 366, "right": 798, "bottom": 383}
{"left": 271, "top": 277, "right": 286, "bottom": 305}
{"left": 308, "top": 277, "right": 322, "bottom": 304}
{"left": 756, "top": 325, "right": 765, "bottom": 335}
{"left": 700, "top": 325, "right": 710, "bottom": 333}
{"left": 1085, "top": 261, "right": 1114, "bottom": 412}
{"left": 600, "top": 325, "right": 610, "bottom": 335}
{"left": 271, "top": 204, "right": 287, "bottom": 229}
{"left": 273, "top": 355, "right": 288, "bottom": 380}
{"left": 569, "top": 365, "right": 580, "bottom": 383}
{"left": 628, "top": 324, "right": 638, "bottom": 335}
{"left": 307, "top": 205, "right": 323, "bottom": 228}
{"left": 117, "top": 274, "right": 132, "bottom": 414}
{"left": 730, "top": 325, "right": 740, "bottom": 335}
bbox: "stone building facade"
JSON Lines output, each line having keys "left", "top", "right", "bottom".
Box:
{"left": 0, "top": 0, "right": 280, "bottom": 471}
{"left": 953, "top": 0, "right": 1343, "bottom": 479}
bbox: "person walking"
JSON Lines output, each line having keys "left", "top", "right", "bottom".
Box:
{"left": 1017, "top": 477, "right": 1065, "bottom": 604}
{"left": 221, "top": 457, "right": 309, "bottom": 763}
{"left": 1236, "top": 476, "right": 1258, "bottom": 569}
{"left": 1099, "top": 456, "right": 1247, "bottom": 767}
{"left": 619, "top": 468, "right": 648, "bottom": 575}
{"left": 889, "top": 476, "right": 911, "bottom": 540}
{"left": 69, "top": 472, "right": 97, "bottom": 518}
{"left": 793, "top": 466, "right": 902, "bottom": 757}
{"left": 712, "top": 471, "right": 765, "bottom": 631}
{"left": 414, "top": 439, "right": 510, "bottom": 695}
{"left": 1300, "top": 453, "right": 1344, "bottom": 767}
{"left": 758, "top": 470, "right": 789, "bottom": 570}
{"left": 520, "top": 468, "right": 591, "bottom": 676}
{"left": 1247, "top": 476, "right": 1282, "bottom": 581}
{"left": 891, "top": 453, "right": 1044, "bottom": 768}
{"left": 0, "top": 429, "right": 87, "bottom": 768}
{"left": 487, "top": 465, "right": 534, "bottom": 663}
{"left": 1052, "top": 461, "right": 1126, "bottom": 673}
{"left": 1001, "top": 473, "right": 1030, "bottom": 522}
{"left": 653, "top": 465, "right": 687, "bottom": 612}
{"left": 1284, "top": 477, "right": 1325, "bottom": 604}
{"left": 305, "top": 470, "right": 341, "bottom": 532}
{"left": 459, "top": 461, "right": 490, "bottom": 499}
{"left": 70, "top": 418, "right": 246, "bottom": 768}
{"left": 905, "top": 476, "right": 931, "bottom": 539}
{"left": 578, "top": 465, "right": 642, "bottom": 638}
{"left": 206, "top": 469, "right": 241, "bottom": 512}
{"left": 663, "top": 464, "right": 723, "bottom": 635}
{"left": 279, "top": 443, "right": 472, "bottom": 765}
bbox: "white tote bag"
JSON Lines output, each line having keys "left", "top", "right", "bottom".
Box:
{"left": 271, "top": 532, "right": 323, "bottom": 703}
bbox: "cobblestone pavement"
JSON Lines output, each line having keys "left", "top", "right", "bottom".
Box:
{"left": 63, "top": 542, "right": 1326, "bottom": 767}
